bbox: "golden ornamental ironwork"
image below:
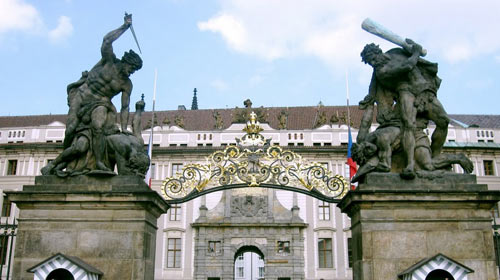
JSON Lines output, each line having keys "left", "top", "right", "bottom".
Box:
{"left": 161, "top": 112, "right": 348, "bottom": 202}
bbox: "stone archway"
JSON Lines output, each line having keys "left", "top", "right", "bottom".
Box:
{"left": 234, "top": 245, "right": 265, "bottom": 280}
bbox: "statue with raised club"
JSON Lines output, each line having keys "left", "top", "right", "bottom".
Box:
{"left": 355, "top": 18, "right": 472, "bottom": 180}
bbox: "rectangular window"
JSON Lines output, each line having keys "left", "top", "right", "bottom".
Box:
{"left": 7, "top": 160, "right": 17, "bottom": 175}
{"left": 318, "top": 238, "right": 333, "bottom": 268}
{"left": 169, "top": 205, "right": 181, "bottom": 221}
{"left": 318, "top": 201, "right": 330, "bottom": 221}
{"left": 321, "top": 162, "right": 329, "bottom": 170}
{"left": 151, "top": 163, "right": 156, "bottom": 180}
{"left": 207, "top": 278, "right": 220, "bottom": 280}
{"left": 208, "top": 241, "right": 221, "bottom": 254}
{"left": 277, "top": 241, "right": 290, "bottom": 254}
{"left": 347, "top": 237, "right": 353, "bottom": 268}
{"left": 1, "top": 197, "right": 11, "bottom": 217}
{"left": 484, "top": 160, "right": 495, "bottom": 176}
{"left": 259, "top": 266, "right": 265, "bottom": 277}
{"left": 171, "top": 163, "right": 183, "bottom": 176}
{"left": 166, "top": 238, "right": 181, "bottom": 268}
{"left": 237, "top": 267, "right": 244, "bottom": 278}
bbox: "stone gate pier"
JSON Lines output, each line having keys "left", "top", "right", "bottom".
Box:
{"left": 6, "top": 175, "right": 169, "bottom": 280}
{"left": 339, "top": 173, "right": 500, "bottom": 280}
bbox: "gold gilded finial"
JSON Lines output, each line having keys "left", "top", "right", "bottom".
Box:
{"left": 243, "top": 111, "right": 263, "bottom": 137}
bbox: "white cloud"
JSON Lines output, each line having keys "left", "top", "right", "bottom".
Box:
{"left": 0, "top": 0, "right": 72, "bottom": 44}
{"left": 210, "top": 79, "right": 229, "bottom": 91}
{"left": 444, "top": 45, "right": 472, "bottom": 64}
{"left": 198, "top": 14, "right": 247, "bottom": 53}
{"left": 48, "top": 16, "right": 73, "bottom": 43}
{"left": 0, "top": 0, "right": 42, "bottom": 33}
{"left": 198, "top": 0, "right": 500, "bottom": 69}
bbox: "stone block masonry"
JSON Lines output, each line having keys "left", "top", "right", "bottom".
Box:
{"left": 339, "top": 173, "right": 500, "bottom": 280}
{"left": 6, "top": 175, "right": 169, "bottom": 280}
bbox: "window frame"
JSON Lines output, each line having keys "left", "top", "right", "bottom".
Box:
{"left": 169, "top": 205, "right": 181, "bottom": 221}
{"left": 208, "top": 241, "right": 221, "bottom": 254}
{"left": 318, "top": 238, "right": 333, "bottom": 268}
{"left": 166, "top": 238, "right": 182, "bottom": 268}
{"left": 277, "top": 240, "right": 291, "bottom": 254}
{"left": 484, "top": 160, "right": 495, "bottom": 176}
{"left": 318, "top": 200, "right": 331, "bottom": 221}
{"left": 6, "top": 160, "right": 17, "bottom": 175}
{"left": 171, "top": 163, "right": 183, "bottom": 176}
{"left": 347, "top": 237, "right": 353, "bottom": 268}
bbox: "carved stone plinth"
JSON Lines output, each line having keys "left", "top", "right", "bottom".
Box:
{"left": 339, "top": 173, "right": 500, "bottom": 280}
{"left": 6, "top": 175, "right": 169, "bottom": 280}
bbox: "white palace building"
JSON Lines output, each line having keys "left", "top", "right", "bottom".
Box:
{"left": 1, "top": 103, "right": 500, "bottom": 280}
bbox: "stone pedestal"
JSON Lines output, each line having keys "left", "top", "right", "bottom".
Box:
{"left": 338, "top": 173, "right": 500, "bottom": 280}
{"left": 6, "top": 175, "right": 169, "bottom": 280}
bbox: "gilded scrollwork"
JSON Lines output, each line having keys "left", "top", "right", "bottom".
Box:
{"left": 161, "top": 111, "right": 348, "bottom": 202}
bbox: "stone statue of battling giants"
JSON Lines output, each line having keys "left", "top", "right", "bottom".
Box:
{"left": 352, "top": 18, "right": 473, "bottom": 182}
{"left": 42, "top": 14, "right": 150, "bottom": 177}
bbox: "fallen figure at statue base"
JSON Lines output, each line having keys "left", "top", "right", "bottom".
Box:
{"left": 41, "top": 98, "right": 149, "bottom": 178}
{"left": 350, "top": 118, "right": 474, "bottom": 183}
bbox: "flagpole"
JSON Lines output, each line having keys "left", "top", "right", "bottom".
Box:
{"left": 346, "top": 70, "right": 351, "bottom": 129}
{"left": 345, "top": 70, "right": 353, "bottom": 188}
{"left": 145, "top": 69, "right": 158, "bottom": 187}
{"left": 152, "top": 69, "right": 157, "bottom": 122}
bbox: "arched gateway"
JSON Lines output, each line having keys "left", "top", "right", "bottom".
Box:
{"left": 160, "top": 112, "right": 349, "bottom": 279}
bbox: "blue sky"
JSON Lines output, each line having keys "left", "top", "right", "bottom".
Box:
{"left": 1, "top": 0, "right": 499, "bottom": 116}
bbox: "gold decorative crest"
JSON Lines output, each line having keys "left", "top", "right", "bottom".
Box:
{"left": 161, "top": 112, "right": 348, "bottom": 202}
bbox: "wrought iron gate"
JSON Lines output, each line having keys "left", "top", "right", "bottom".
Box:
{"left": 0, "top": 218, "right": 17, "bottom": 280}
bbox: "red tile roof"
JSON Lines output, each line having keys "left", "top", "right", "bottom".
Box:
{"left": 0, "top": 107, "right": 499, "bottom": 130}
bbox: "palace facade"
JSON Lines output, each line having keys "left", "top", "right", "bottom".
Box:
{"left": 1, "top": 105, "right": 499, "bottom": 280}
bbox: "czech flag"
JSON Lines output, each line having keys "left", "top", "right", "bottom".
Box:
{"left": 347, "top": 126, "right": 357, "bottom": 190}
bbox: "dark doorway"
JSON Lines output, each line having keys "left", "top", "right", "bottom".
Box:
{"left": 45, "top": 268, "right": 75, "bottom": 280}
{"left": 425, "top": 269, "right": 455, "bottom": 280}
